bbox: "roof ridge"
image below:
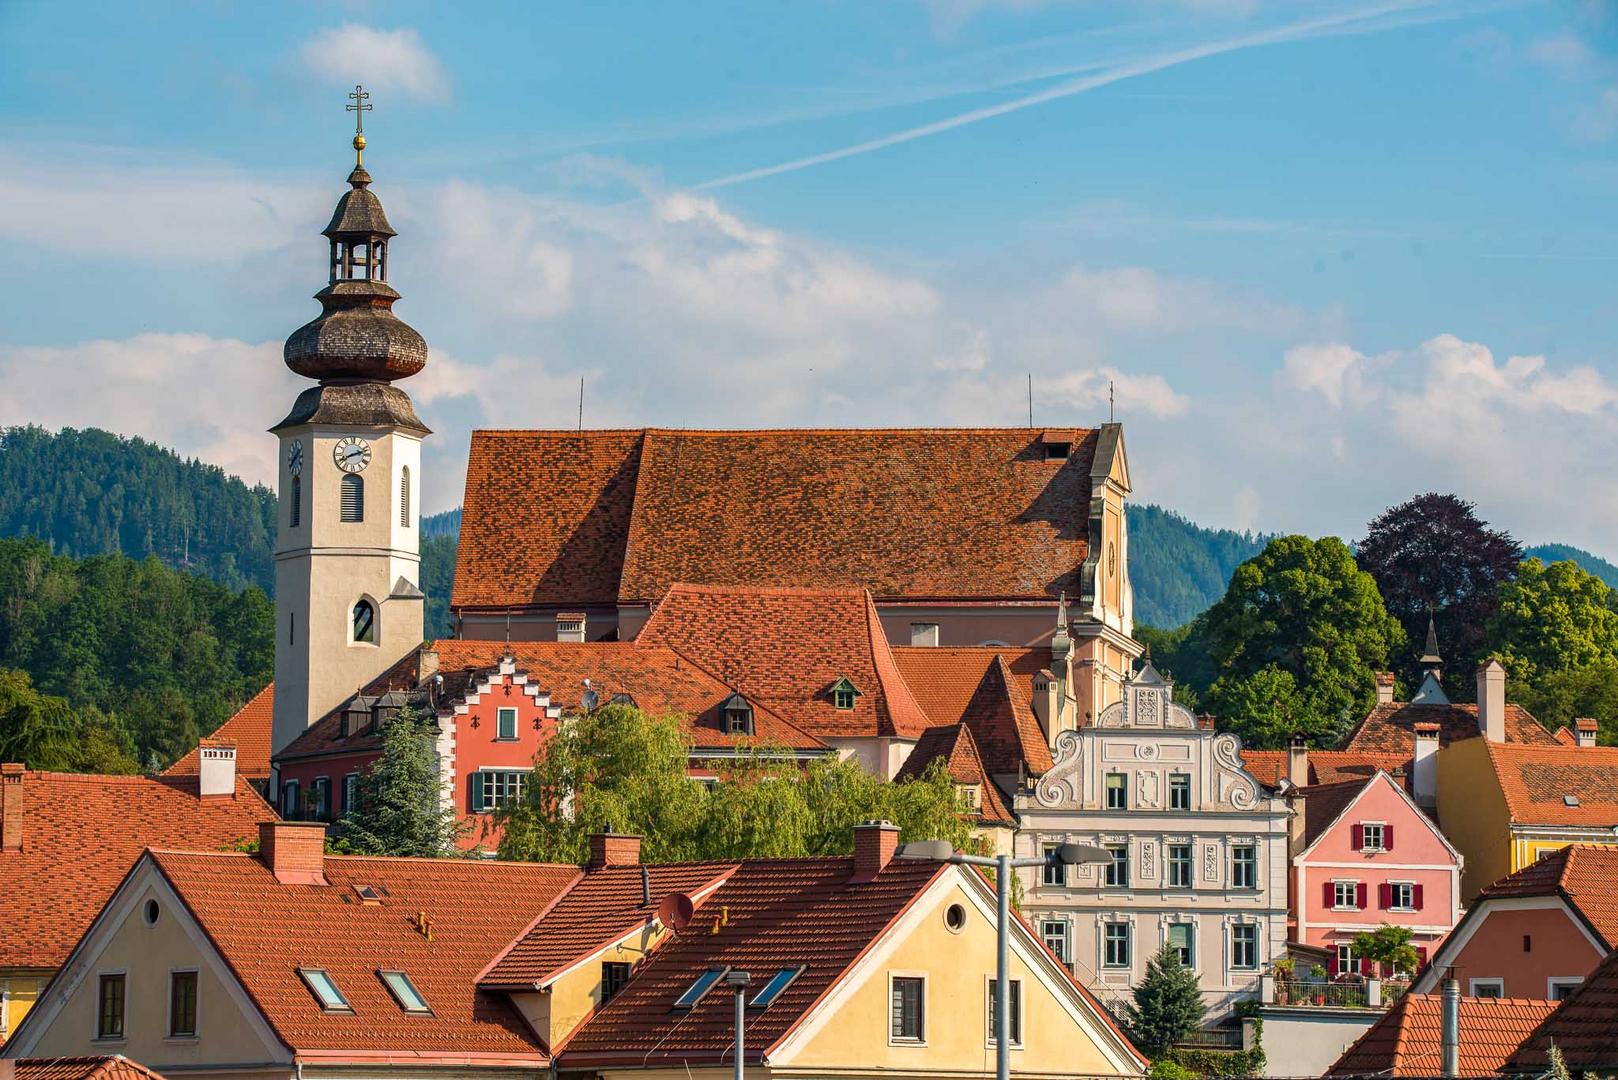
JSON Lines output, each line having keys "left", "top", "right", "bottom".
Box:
{"left": 473, "top": 426, "right": 1100, "bottom": 438}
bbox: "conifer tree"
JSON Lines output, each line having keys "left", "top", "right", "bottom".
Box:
{"left": 337, "top": 707, "right": 466, "bottom": 857}
{"left": 1125, "top": 943, "right": 1206, "bottom": 1058}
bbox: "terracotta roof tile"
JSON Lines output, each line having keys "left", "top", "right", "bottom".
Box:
{"left": 453, "top": 428, "right": 1098, "bottom": 611}
{"left": 893, "top": 647, "right": 1053, "bottom": 777}
{"left": 0, "top": 771, "right": 276, "bottom": 970}
{"left": 1482, "top": 741, "right": 1618, "bottom": 828}
{"left": 165, "top": 683, "right": 275, "bottom": 783}
{"left": 1294, "top": 777, "right": 1376, "bottom": 850}
{"left": 1327, "top": 993, "right": 1557, "bottom": 1077}
{"left": 1477, "top": 844, "right": 1618, "bottom": 946}
{"left": 1239, "top": 749, "right": 1410, "bottom": 789}
{"left": 636, "top": 585, "right": 931, "bottom": 740}
{"left": 1505, "top": 946, "right": 1618, "bottom": 1071}
{"left": 894, "top": 724, "right": 1017, "bottom": 827}
{"left": 1343, "top": 701, "right": 1555, "bottom": 760}
{"left": 480, "top": 862, "right": 737, "bottom": 987}
{"left": 9, "top": 1057, "right": 169, "bottom": 1080}
{"left": 149, "top": 848, "right": 579, "bottom": 1058}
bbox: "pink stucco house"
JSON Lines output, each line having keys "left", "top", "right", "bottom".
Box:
{"left": 1289, "top": 770, "right": 1463, "bottom": 975}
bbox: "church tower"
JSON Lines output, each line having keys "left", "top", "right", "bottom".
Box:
{"left": 271, "top": 91, "right": 429, "bottom": 755}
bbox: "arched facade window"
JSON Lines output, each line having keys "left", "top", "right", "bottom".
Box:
{"left": 352, "top": 598, "right": 377, "bottom": 644}
{"left": 400, "top": 466, "right": 410, "bottom": 528}
{"left": 340, "top": 474, "right": 364, "bottom": 522}
{"left": 289, "top": 475, "right": 301, "bottom": 528}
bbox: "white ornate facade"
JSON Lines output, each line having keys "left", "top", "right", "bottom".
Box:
{"left": 1013, "top": 662, "right": 1288, "bottom": 1019}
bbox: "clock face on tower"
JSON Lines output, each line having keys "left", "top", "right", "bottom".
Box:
{"left": 333, "top": 437, "right": 372, "bottom": 473}
{"left": 287, "top": 439, "right": 304, "bottom": 476}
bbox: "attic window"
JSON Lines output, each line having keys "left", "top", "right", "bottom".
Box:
{"left": 556, "top": 613, "right": 587, "bottom": 643}
{"left": 1044, "top": 441, "right": 1071, "bottom": 461}
{"left": 299, "top": 968, "right": 353, "bottom": 1013}
{"left": 674, "top": 966, "right": 729, "bottom": 1009}
{"left": 830, "top": 677, "right": 861, "bottom": 711}
{"left": 1564, "top": 794, "right": 1581, "bottom": 807}
{"left": 379, "top": 970, "right": 431, "bottom": 1014}
{"left": 352, "top": 884, "right": 382, "bottom": 905}
{"left": 749, "top": 966, "right": 806, "bottom": 1010}
{"left": 721, "top": 692, "right": 754, "bottom": 736}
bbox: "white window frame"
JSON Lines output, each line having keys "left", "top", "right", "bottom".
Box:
{"left": 1102, "top": 922, "right": 1131, "bottom": 968}
{"left": 1168, "top": 772, "right": 1192, "bottom": 810}
{"left": 1333, "top": 879, "right": 1360, "bottom": 910}
{"left": 1040, "top": 919, "right": 1070, "bottom": 964}
{"left": 1388, "top": 881, "right": 1416, "bottom": 911}
{"left": 1547, "top": 977, "right": 1583, "bottom": 1000}
{"left": 1104, "top": 843, "right": 1130, "bottom": 888}
{"left": 1042, "top": 843, "right": 1066, "bottom": 887}
{"left": 496, "top": 706, "right": 519, "bottom": 741}
{"left": 1167, "top": 843, "right": 1193, "bottom": 889}
{"left": 1231, "top": 843, "right": 1258, "bottom": 890}
{"left": 1336, "top": 943, "right": 1360, "bottom": 975}
{"left": 343, "top": 773, "right": 360, "bottom": 815}
{"left": 1469, "top": 978, "right": 1504, "bottom": 998}
{"left": 984, "top": 975, "right": 1023, "bottom": 1049}
{"left": 1104, "top": 772, "right": 1128, "bottom": 810}
{"left": 1167, "top": 921, "right": 1196, "bottom": 970}
{"left": 888, "top": 972, "right": 928, "bottom": 1045}
{"left": 909, "top": 622, "right": 940, "bottom": 647}
{"left": 281, "top": 779, "right": 300, "bottom": 820}
{"left": 477, "top": 768, "right": 529, "bottom": 812}
{"left": 1231, "top": 923, "right": 1260, "bottom": 971}
{"left": 1359, "top": 822, "right": 1387, "bottom": 852}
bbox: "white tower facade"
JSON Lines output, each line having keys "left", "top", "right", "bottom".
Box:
{"left": 270, "top": 121, "right": 429, "bottom": 756}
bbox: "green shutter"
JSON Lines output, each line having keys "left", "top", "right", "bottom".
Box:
{"left": 469, "top": 771, "right": 485, "bottom": 813}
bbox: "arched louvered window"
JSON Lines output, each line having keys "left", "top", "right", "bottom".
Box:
{"left": 352, "top": 598, "right": 376, "bottom": 644}
{"left": 290, "top": 475, "right": 302, "bottom": 528}
{"left": 400, "top": 466, "right": 410, "bottom": 528}
{"left": 340, "top": 474, "right": 364, "bottom": 522}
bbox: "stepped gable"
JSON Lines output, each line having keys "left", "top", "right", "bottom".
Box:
{"left": 1327, "top": 992, "right": 1557, "bottom": 1077}
{"left": 0, "top": 769, "right": 275, "bottom": 970}
{"left": 894, "top": 723, "right": 1016, "bottom": 826}
{"left": 452, "top": 427, "right": 1099, "bottom": 611}
{"left": 636, "top": 584, "right": 930, "bottom": 740}
{"left": 479, "top": 861, "right": 738, "bottom": 987}
{"left": 1505, "top": 945, "right": 1618, "bottom": 1072}
{"left": 166, "top": 683, "right": 276, "bottom": 784}
{"left": 1481, "top": 740, "right": 1618, "bottom": 827}
{"left": 146, "top": 848, "right": 578, "bottom": 1058}
{"left": 1475, "top": 845, "right": 1618, "bottom": 945}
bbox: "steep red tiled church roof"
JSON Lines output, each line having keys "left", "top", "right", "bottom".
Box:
{"left": 1505, "top": 945, "right": 1618, "bottom": 1072}
{"left": 895, "top": 723, "right": 1017, "bottom": 826}
{"left": 1327, "top": 993, "right": 1556, "bottom": 1077}
{"left": 0, "top": 768, "right": 276, "bottom": 970}
{"left": 452, "top": 428, "right": 1098, "bottom": 610}
{"left": 166, "top": 683, "right": 275, "bottom": 783}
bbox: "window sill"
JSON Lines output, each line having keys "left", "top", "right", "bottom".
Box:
{"left": 164, "top": 1035, "right": 200, "bottom": 1044}
{"left": 92, "top": 1037, "right": 127, "bottom": 1046}
{"left": 889, "top": 1038, "right": 927, "bottom": 1048}
{"left": 493, "top": 737, "right": 519, "bottom": 743}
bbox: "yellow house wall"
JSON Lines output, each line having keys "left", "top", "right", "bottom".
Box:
{"left": 1437, "top": 739, "right": 1513, "bottom": 900}
{"left": 16, "top": 877, "right": 283, "bottom": 1070}
{"left": 1, "top": 973, "right": 46, "bottom": 1046}
{"left": 1512, "top": 835, "right": 1618, "bottom": 870}
{"left": 544, "top": 926, "right": 665, "bottom": 1047}
{"left": 779, "top": 877, "right": 1129, "bottom": 1077}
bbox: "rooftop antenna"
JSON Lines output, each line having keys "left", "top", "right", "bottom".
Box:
{"left": 578, "top": 377, "right": 584, "bottom": 432}
{"left": 1109, "top": 379, "right": 1115, "bottom": 423}
{"left": 1027, "top": 373, "right": 1033, "bottom": 427}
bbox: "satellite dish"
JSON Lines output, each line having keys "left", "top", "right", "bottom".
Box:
{"left": 581, "top": 688, "right": 599, "bottom": 712}
{"left": 656, "top": 891, "right": 695, "bottom": 932}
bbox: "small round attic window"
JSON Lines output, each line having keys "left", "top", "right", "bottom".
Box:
{"left": 944, "top": 903, "right": 967, "bottom": 933}
{"left": 143, "top": 899, "right": 160, "bottom": 926}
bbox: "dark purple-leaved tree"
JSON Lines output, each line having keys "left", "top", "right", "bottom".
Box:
{"left": 1357, "top": 493, "right": 1522, "bottom": 698}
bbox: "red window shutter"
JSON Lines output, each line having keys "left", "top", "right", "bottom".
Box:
{"left": 1328, "top": 951, "right": 1339, "bottom": 976}
{"left": 1351, "top": 823, "right": 1363, "bottom": 849}
{"left": 1384, "top": 824, "right": 1394, "bottom": 851}
{"left": 1413, "top": 883, "right": 1424, "bottom": 910}
{"left": 1357, "top": 882, "right": 1368, "bottom": 909}
{"left": 1379, "top": 883, "right": 1392, "bottom": 909}
{"left": 1324, "top": 881, "right": 1337, "bottom": 907}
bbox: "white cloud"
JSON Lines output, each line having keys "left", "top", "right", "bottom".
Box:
{"left": 1282, "top": 341, "right": 1386, "bottom": 408}
{"left": 299, "top": 25, "right": 450, "bottom": 104}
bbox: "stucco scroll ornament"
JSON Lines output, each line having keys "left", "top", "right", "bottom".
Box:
{"left": 1095, "top": 700, "right": 1127, "bottom": 728}
{"left": 1035, "top": 729, "right": 1087, "bottom": 807}
{"left": 1210, "top": 733, "right": 1261, "bottom": 810}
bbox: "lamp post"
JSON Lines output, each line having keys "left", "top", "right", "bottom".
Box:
{"left": 897, "top": 840, "right": 1111, "bottom": 1080}
{"left": 725, "top": 968, "right": 752, "bottom": 1080}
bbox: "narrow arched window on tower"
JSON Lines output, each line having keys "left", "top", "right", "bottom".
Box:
{"left": 290, "top": 476, "right": 301, "bottom": 528}
{"left": 400, "top": 466, "right": 410, "bottom": 528}
{"left": 352, "top": 599, "right": 376, "bottom": 644}
{"left": 340, "top": 474, "right": 364, "bottom": 522}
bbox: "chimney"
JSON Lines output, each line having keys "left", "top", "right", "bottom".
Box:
{"left": 1413, "top": 722, "right": 1440, "bottom": 808}
{"left": 588, "top": 830, "right": 643, "bottom": 868}
{"left": 259, "top": 821, "right": 328, "bottom": 885}
{"left": 1288, "top": 732, "right": 1309, "bottom": 789}
{"left": 417, "top": 647, "right": 440, "bottom": 683}
{"left": 852, "top": 819, "right": 900, "bottom": 882}
{"left": 1476, "top": 661, "right": 1506, "bottom": 743}
{"left": 1049, "top": 593, "right": 1074, "bottom": 731}
{"left": 1, "top": 763, "right": 24, "bottom": 853}
{"left": 198, "top": 739, "right": 237, "bottom": 799}
{"left": 1441, "top": 977, "right": 1460, "bottom": 1078}
{"left": 1574, "top": 718, "right": 1598, "bottom": 748}
{"left": 1375, "top": 671, "right": 1396, "bottom": 705}
{"left": 1, "top": 1056, "right": 15, "bottom": 1080}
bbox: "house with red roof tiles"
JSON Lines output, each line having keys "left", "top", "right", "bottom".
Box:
{"left": 1503, "top": 944, "right": 1618, "bottom": 1074}
{"left": 0, "top": 758, "right": 276, "bottom": 1044}
{"left": 164, "top": 684, "right": 276, "bottom": 794}
{"left": 451, "top": 425, "right": 1142, "bottom": 723}
{"left": 1411, "top": 845, "right": 1618, "bottom": 1001}
{"left": 5, "top": 822, "right": 1145, "bottom": 1080}
{"left": 1325, "top": 991, "right": 1557, "bottom": 1077}
{"left": 1014, "top": 661, "right": 1289, "bottom": 1020}
{"left": 3, "top": 1056, "right": 169, "bottom": 1080}
{"left": 1287, "top": 771, "right": 1463, "bottom": 976}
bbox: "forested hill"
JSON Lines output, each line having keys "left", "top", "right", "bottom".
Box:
{"left": 1126, "top": 504, "right": 1269, "bottom": 628}
{"left": 1527, "top": 543, "right": 1618, "bottom": 590}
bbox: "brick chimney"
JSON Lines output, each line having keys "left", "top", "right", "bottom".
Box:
{"left": 588, "top": 831, "right": 643, "bottom": 868}
{"left": 1288, "top": 732, "right": 1309, "bottom": 789}
{"left": 852, "top": 820, "right": 900, "bottom": 882}
{"left": 1476, "top": 660, "right": 1506, "bottom": 743}
{"left": 198, "top": 739, "right": 237, "bottom": 799}
{"left": 1375, "top": 671, "right": 1396, "bottom": 705}
{"left": 260, "top": 821, "right": 328, "bottom": 885}
{"left": 1, "top": 763, "right": 24, "bottom": 853}
{"left": 1574, "top": 718, "right": 1598, "bottom": 748}
{"left": 1413, "top": 722, "right": 1440, "bottom": 808}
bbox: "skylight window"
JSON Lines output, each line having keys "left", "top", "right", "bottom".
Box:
{"left": 1565, "top": 794, "right": 1581, "bottom": 807}
{"left": 379, "top": 970, "right": 431, "bottom": 1014}
{"left": 674, "top": 966, "right": 729, "bottom": 1009}
{"left": 299, "top": 968, "right": 352, "bottom": 1012}
{"left": 749, "top": 966, "right": 805, "bottom": 1009}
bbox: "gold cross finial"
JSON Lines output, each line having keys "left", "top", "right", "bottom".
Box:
{"left": 346, "top": 84, "right": 372, "bottom": 165}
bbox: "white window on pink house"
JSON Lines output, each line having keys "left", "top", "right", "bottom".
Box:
{"left": 1354, "top": 822, "right": 1390, "bottom": 852}
{"left": 1335, "top": 943, "right": 1360, "bottom": 975}
{"left": 1330, "top": 880, "right": 1366, "bottom": 909}
{"left": 1381, "top": 881, "right": 1422, "bottom": 911}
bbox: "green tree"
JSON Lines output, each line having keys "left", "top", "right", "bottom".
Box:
{"left": 1125, "top": 943, "right": 1206, "bottom": 1057}
{"left": 1489, "top": 558, "right": 1618, "bottom": 689}
{"left": 1351, "top": 924, "right": 1420, "bottom": 976}
{"left": 337, "top": 707, "right": 466, "bottom": 857}
{"left": 0, "top": 667, "right": 82, "bottom": 769}
{"left": 1200, "top": 536, "right": 1405, "bottom": 748}
{"left": 1516, "top": 657, "right": 1618, "bottom": 743}
{"left": 497, "top": 704, "right": 974, "bottom": 863}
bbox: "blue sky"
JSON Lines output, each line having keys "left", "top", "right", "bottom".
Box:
{"left": 2, "top": 0, "right": 1617, "bottom": 555}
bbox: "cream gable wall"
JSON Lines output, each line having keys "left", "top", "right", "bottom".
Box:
{"left": 769, "top": 869, "right": 1141, "bottom": 1078}
{"left": 5, "top": 859, "right": 288, "bottom": 1076}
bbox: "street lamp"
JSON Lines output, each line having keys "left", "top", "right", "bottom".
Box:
{"left": 897, "top": 840, "right": 1111, "bottom": 1080}
{"left": 725, "top": 968, "right": 752, "bottom": 1080}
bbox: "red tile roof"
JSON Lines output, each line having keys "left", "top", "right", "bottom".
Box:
{"left": 1342, "top": 701, "right": 1555, "bottom": 760}
{"left": 1294, "top": 777, "right": 1377, "bottom": 850}
{"left": 479, "top": 862, "right": 737, "bottom": 987}
{"left": 1476, "top": 845, "right": 1618, "bottom": 946}
{"left": 895, "top": 723, "right": 1017, "bottom": 827}
{"left": 637, "top": 585, "right": 931, "bottom": 740}
{"left": 892, "top": 647, "right": 1054, "bottom": 777}
{"left": 452, "top": 428, "right": 1099, "bottom": 611}
{"left": 0, "top": 770, "right": 276, "bottom": 970}
{"left": 1239, "top": 749, "right": 1410, "bottom": 789}
{"left": 1506, "top": 946, "right": 1618, "bottom": 1071}
{"left": 165, "top": 683, "right": 275, "bottom": 783}
{"left": 148, "top": 848, "right": 580, "bottom": 1059}
{"left": 8, "top": 1057, "right": 168, "bottom": 1080}
{"left": 1481, "top": 741, "right": 1618, "bottom": 827}
{"left": 1327, "top": 993, "right": 1557, "bottom": 1077}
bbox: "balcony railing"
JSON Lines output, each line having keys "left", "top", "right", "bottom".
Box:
{"left": 1273, "top": 979, "right": 1370, "bottom": 1008}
